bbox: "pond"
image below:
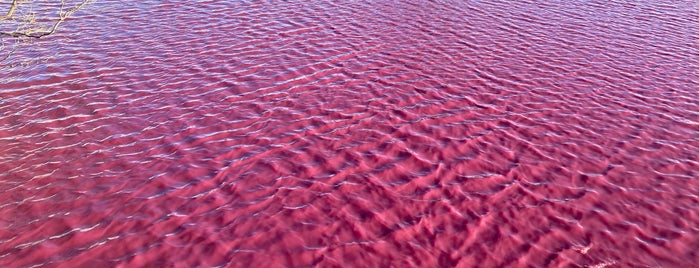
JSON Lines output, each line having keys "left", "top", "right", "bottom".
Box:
{"left": 1, "top": 1, "right": 698, "bottom": 267}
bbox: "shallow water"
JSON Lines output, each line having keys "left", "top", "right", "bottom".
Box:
{"left": 1, "top": 0, "right": 698, "bottom": 267}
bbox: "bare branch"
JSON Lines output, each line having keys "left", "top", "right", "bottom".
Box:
{"left": 0, "top": 0, "right": 91, "bottom": 38}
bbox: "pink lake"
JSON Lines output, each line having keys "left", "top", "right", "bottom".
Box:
{"left": 1, "top": 1, "right": 698, "bottom": 267}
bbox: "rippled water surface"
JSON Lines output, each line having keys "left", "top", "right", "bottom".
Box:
{"left": 2, "top": 1, "right": 699, "bottom": 267}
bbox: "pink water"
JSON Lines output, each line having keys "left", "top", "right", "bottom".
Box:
{"left": 1, "top": 1, "right": 698, "bottom": 267}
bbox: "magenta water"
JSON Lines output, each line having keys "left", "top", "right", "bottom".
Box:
{"left": 1, "top": 1, "right": 698, "bottom": 267}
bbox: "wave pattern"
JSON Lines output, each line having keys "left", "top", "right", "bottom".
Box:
{"left": 1, "top": 0, "right": 698, "bottom": 267}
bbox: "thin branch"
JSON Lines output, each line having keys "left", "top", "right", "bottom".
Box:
{"left": 1, "top": 41, "right": 17, "bottom": 61}
{"left": 0, "top": 0, "right": 20, "bottom": 21}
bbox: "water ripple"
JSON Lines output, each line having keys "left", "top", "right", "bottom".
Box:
{"left": 1, "top": 0, "right": 698, "bottom": 267}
